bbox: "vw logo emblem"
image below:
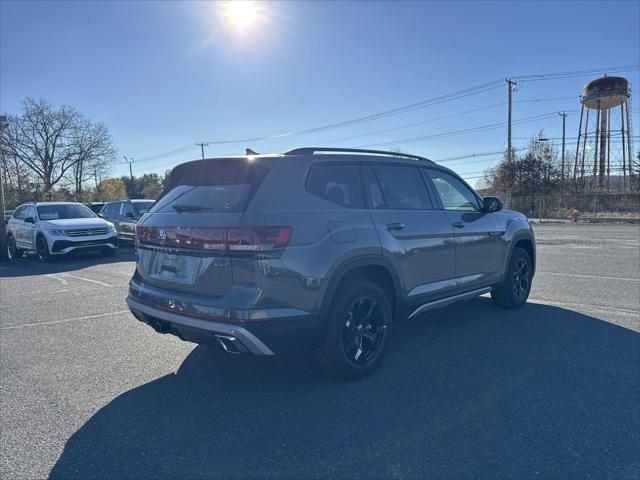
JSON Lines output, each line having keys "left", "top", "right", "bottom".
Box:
{"left": 158, "top": 228, "right": 167, "bottom": 245}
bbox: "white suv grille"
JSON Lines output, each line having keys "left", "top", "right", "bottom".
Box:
{"left": 65, "top": 228, "right": 109, "bottom": 237}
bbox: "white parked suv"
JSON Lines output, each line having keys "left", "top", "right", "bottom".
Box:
{"left": 6, "top": 202, "right": 119, "bottom": 262}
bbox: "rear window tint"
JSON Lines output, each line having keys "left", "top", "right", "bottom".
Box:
{"left": 306, "top": 164, "right": 364, "bottom": 208}
{"left": 152, "top": 159, "right": 272, "bottom": 214}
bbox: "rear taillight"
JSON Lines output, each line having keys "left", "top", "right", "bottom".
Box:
{"left": 136, "top": 226, "right": 292, "bottom": 253}
{"left": 227, "top": 227, "right": 292, "bottom": 251}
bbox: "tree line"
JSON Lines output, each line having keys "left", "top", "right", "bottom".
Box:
{"left": 2, "top": 99, "right": 638, "bottom": 211}
{"left": 0, "top": 98, "right": 171, "bottom": 208}
{"left": 480, "top": 132, "right": 640, "bottom": 197}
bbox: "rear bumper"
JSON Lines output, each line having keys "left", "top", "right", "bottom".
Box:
{"left": 127, "top": 297, "right": 276, "bottom": 355}
{"left": 126, "top": 285, "right": 318, "bottom": 355}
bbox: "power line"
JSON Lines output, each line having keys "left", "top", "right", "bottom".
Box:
{"left": 320, "top": 102, "right": 507, "bottom": 145}
{"left": 514, "top": 64, "right": 640, "bottom": 82}
{"left": 122, "top": 143, "right": 199, "bottom": 164}
{"left": 358, "top": 112, "right": 560, "bottom": 148}
{"left": 199, "top": 82, "right": 506, "bottom": 146}
{"left": 118, "top": 65, "right": 640, "bottom": 168}
{"left": 301, "top": 96, "right": 581, "bottom": 146}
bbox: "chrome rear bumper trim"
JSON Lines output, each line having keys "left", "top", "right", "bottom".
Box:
{"left": 126, "top": 297, "right": 275, "bottom": 356}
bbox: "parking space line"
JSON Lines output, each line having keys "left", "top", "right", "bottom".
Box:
{"left": 539, "top": 271, "right": 640, "bottom": 282}
{"left": 46, "top": 274, "right": 68, "bottom": 285}
{"left": 59, "top": 273, "right": 112, "bottom": 288}
{"left": 0, "top": 310, "right": 130, "bottom": 331}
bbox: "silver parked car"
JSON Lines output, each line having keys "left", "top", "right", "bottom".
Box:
{"left": 6, "top": 202, "right": 118, "bottom": 262}
{"left": 127, "top": 147, "right": 536, "bottom": 379}
{"left": 99, "top": 199, "right": 154, "bottom": 242}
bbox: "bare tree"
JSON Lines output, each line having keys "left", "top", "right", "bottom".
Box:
{"left": 482, "top": 133, "right": 558, "bottom": 198}
{"left": 69, "top": 119, "right": 116, "bottom": 200}
{"left": 4, "top": 98, "right": 116, "bottom": 199}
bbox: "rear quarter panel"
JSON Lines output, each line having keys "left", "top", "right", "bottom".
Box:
{"left": 240, "top": 157, "right": 382, "bottom": 315}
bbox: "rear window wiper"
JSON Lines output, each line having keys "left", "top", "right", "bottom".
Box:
{"left": 172, "top": 204, "right": 218, "bottom": 213}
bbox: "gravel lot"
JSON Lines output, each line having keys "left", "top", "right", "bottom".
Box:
{"left": 1, "top": 223, "right": 639, "bottom": 479}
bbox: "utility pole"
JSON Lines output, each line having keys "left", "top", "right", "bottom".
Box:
{"left": 123, "top": 155, "right": 134, "bottom": 180}
{"left": 196, "top": 142, "right": 209, "bottom": 159}
{"left": 0, "top": 115, "right": 9, "bottom": 262}
{"left": 94, "top": 165, "right": 98, "bottom": 189}
{"left": 506, "top": 79, "right": 517, "bottom": 163}
{"left": 559, "top": 111, "right": 567, "bottom": 192}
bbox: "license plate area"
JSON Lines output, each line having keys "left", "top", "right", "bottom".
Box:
{"left": 149, "top": 252, "right": 199, "bottom": 284}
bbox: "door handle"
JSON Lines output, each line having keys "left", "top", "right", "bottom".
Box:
{"left": 452, "top": 221, "right": 465, "bottom": 228}
{"left": 387, "top": 223, "right": 406, "bottom": 231}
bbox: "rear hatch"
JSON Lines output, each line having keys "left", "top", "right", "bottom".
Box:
{"left": 135, "top": 157, "right": 280, "bottom": 297}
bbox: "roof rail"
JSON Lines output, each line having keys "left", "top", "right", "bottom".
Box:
{"left": 283, "top": 147, "right": 433, "bottom": 163}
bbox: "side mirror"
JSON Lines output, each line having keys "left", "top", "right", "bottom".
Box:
{"left": 482, "top": 196, "right": 503, "bottom": 213}
{"left": 24, "top": 216, "right": 35, "bottom": 224}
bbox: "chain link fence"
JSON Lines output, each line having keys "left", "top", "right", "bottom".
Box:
{"left": 498, "top": 193, "right": 640, "bottom": 222}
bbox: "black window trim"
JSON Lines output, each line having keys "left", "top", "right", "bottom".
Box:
{"left": 305, "top": 161, "right": 366, "bottom": 210}
{"left": 363, "top": 162, "right": 437, "bottom": 211}
{"left": 423, "top": 167, "right": 482, "bottom": 212}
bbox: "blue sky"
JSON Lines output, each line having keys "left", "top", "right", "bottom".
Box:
{"left": 1, "top": 1, "right": 639, "bottom": 184}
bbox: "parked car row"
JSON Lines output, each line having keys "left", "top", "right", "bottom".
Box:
{"left": 5, "top": 199, "right": 154, "bottom": 262}
{"left": 5, "top": 148, "right": 536, "bottom": 379}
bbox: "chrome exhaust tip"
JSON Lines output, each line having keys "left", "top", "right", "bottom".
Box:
{"left": 215, "top": 334, "right": 242, "bottom": 354}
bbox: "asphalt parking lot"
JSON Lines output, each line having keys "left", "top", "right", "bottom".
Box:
{"left": 1, "top": 223, "right": 638, "bottom": 479}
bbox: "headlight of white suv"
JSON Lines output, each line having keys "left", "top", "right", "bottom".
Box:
{"left": 42, "top": 225, "right": 66, "bottom": 236}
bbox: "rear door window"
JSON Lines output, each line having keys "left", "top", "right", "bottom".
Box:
{"left": 105, "top": 203, "right": 118, "bottom": 216}
{"left": 121, "top": 202, "right": 136, "bottom": 217}
{"left": 306, "top": 163, "right": 364, "bottom": 208}
{"left": 134, "top": 201, "right": 154, "bottom": 214}
{"left": 367, "top": 164, "right": 432, "bottom": 210}
{"left": 152, "top": 159, "right": 272, "bottom": 213}
{"left": 25, "top": 206, "right": 36, "bottom": 220}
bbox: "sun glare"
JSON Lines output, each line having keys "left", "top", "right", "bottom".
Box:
{"left": 221, "top": 1, "right": 261, "bottom": 31}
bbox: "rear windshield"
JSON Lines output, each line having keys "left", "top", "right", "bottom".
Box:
{"left": 151, "top": 159, "right": 272, "bottom": 214}
{"left": 37, "top": 204, "right": 96, "bottom": 220}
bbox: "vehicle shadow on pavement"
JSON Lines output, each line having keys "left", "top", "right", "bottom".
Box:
{"left": 0, "top": 247, "right": 136, "bottom": 278}
{"left": 49, "top": 298, "right": 639, "bottom": 479}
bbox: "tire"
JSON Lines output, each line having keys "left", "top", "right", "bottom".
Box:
{"left": 36, "top": 235, "right": 53, "bottom": 263}
{"left": 101, "top": 247, "right": 116, "bottom": 257}
{"left": 491, "top": 247, "right": 532, "bottom": 309}
{"left": 314, "top": 277, "right": 392, "bottom": 380}
{"left": 7, "top": 235, "right": 23, "bottom": 259}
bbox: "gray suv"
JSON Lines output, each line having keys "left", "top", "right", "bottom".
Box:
{"left": 99, "top": 199, "right": 154, "bottom": 242}
{"left": 126, "top": 147, "right": 535, "bottom": 379}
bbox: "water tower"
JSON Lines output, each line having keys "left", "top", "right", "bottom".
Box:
{"left": 575, "top": 76, "right": 634, "bottom": 190}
